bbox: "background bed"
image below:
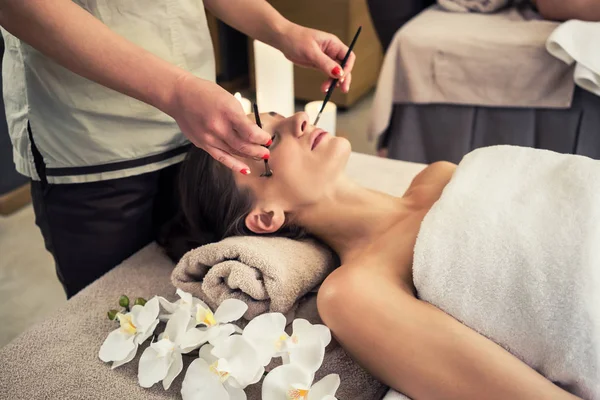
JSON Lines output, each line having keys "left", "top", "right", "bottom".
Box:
{"left": 368, "top": 1, "right": 600, "bottom": 164}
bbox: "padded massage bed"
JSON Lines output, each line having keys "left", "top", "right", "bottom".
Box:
{"left": 369, "top": 5, "right": 600, "bottom": 164}
{"left": 0, "top": 152, "right": 423, "bottom": 400}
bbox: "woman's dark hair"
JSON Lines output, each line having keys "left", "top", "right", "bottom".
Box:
{"left": 159, "top": 146, "right": 306, "bottom": 262}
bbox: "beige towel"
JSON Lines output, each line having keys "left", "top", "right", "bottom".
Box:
{"left": 171, "top": 236, "right": 337, "bottom": 320}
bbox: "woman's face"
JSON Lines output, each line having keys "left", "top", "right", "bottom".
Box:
{"left": 235, "top": 111, "right": 351, "bottom": 210}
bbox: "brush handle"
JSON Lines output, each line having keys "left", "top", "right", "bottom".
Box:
{"left": 314, "top": 26, "right": 362, "bottom": 122}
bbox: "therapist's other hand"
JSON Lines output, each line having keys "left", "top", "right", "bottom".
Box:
{"left": 168, "top": 74, "right": 271, "bottom": 175}
{"left": 278, "top": 24, "right": 355, "bottom": 94}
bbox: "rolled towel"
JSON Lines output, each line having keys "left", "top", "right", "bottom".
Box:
{"left": 171, "top": 236, "right": 337, "bottom": 320}
{"left": 414, "top": 145, "right": 600, "bottom": 398}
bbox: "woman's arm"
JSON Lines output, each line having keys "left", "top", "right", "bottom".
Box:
{"left": 0, "top": 0, "right": 272, "bottom": 172}
{"left": 318, "top": 264, "right": 581, "bottom": 400}
{"left": 202, "top": 0, "right": 356, "bottom": 93}
{"left": 202, "top": 0, "right": 290, "bottom": 50}
{"left": 0, "top": 0, "right": 183, "bottom": 114}
{"left": 534, "top": 0, "right": 600, "bottom": 22}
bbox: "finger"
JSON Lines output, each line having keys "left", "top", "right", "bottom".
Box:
{"left": 321, "top": 78, "right": 334, "bottom": 93}
{"left": 205, "top": 146, "right": 252, "bottom": 175}
{"left": 338, "top": 48, "right": 356, "bottom": 75}
{"left": 234, "top": 117, "right": 272, "bottom": 146}
{"left": 312, "top": 42, "right": 345, "bottom": 79}
{"left": 341, "top": 72, "right": 352, "bottom": 93}
{"left": 224, "top": 134, "right": 270, "bottom": 161}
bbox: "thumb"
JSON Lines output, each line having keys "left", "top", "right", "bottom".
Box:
{"left": 311, "top": 45, "right": 344, "bottom": 79}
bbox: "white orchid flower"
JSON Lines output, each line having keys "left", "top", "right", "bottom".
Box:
{"left": 211, "top": 334, "right": 265, "bottom": 388}
{"left": 242, "top": 313, "right": 288, "bottom": 366}
{"left": 137, "top": 308, "right": 205, "bottom": 390}
{"left": 181, "top": 339, "right": 262, "bottom": 400}
{"left": 262, "top": 363, "right": 340, "bottom": 400}
{"left": 243, "top": 314, "right": 331, "bottom": 373}
{"left": 99, "top": 296, "right": 160, "bottom": 368}
{"left": 282, "top": 319, "right": 331, "bottom": 373}
{"left": 158, "top": 288, "right": 207, "bottom": 322}
{"left": 183, "top": 299, "right": 248, "bottom": 350}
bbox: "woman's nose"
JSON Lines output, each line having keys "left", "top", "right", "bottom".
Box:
{"left": 290, "top": 112, "right": 309, "bottom": 138}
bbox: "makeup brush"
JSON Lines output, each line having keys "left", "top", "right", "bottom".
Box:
{"left": 253, "top": 103, "right": 273, "bottom": 177}
{"left": 313, "top": 26, "right": 362, "bottom": 126}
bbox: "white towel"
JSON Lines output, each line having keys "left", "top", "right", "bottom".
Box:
{"left": 413, "top": 145, "right": 600, "bottom": 398}
{"left": 547, "top": 20, "right": 600, "bottom": 97}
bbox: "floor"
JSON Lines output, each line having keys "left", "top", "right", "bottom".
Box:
{"left": 0, "top": 91, "right": 376, "bottom": 349}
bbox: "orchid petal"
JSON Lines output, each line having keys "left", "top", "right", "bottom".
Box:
{"left": 292, "top": 319, "right": 331, "bottom": 347}
{"left": 262, "top": 364, "right": 312, "bottom": 400}
{"left": 163, "top": 352, "right": 184, "bottom": 390}
{"left": 135, "top": 319, "right": 159, "bottom": 345}
{"left": 157, "top": 296, "right": 179, "bottom": 315}
{"left": 242, "top": 313, "right": 287, "bottom": 365}
{"left": 199, "top": 344, "right": 218, "bottom": 365}
{"left": 132, "top": 297, "right": 160, "bottom": 331}
{"left": 214, "top": 299, "right": 248, "bottom": 324}
{"left": 198, "top": 326, "right": 219, "bottom": 345}
{"left": 181, "top": 358, "right": 230, "bottom": 400}
{"left": 211, "top": 335, "right": 262, "bottom": 388}
{"left": 224, "top": 380, "right": 248, "bottom": 400}
{"left": 138, "top": 342, "right": 173, "bottom": 388}
{"left": 164, "top": 308, "right": 192, "bottom": 344}
{"left": 176, "top": 288, "right": 193, "bottom": 304}
{"left": 289, "top": 340, "right": 326, "bottom": 375}
{"left": 180, "top": 328, "right": 209, "bottom": 354}
{"left": 110, "top": 344, "right": 138, "bottom": 369}
{"left": 208, "top": 324, "right": 236, "bottom": 347}
{"left": 99, "top": 329, "right": 136, "bottom": 362}
{"left": 322, "top": 396, "right": 338, "bottom": 400}
{"left": 307, "top": 374, "right": 340, "bottom": 400}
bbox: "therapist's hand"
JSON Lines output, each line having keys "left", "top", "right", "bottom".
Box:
{"left": 278, "top": 23, "right": 356, "bottom": 94}
{"left": 167, "top": 74, "right": 271, "bottom": 175}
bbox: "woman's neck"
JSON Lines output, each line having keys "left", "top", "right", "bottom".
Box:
{"left": 295, "top": 176, "right": 404, "bottom": 263}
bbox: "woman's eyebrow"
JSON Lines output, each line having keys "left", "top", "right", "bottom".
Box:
{"left": 268, "top": 111, "right": 283, "bottom": 118}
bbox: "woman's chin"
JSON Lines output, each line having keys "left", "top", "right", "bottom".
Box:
{"left": 324, "top": 136, "right": 352, "bottom": 171}
{"left": 334, "top": 136, "right": 352, "bottom": 160}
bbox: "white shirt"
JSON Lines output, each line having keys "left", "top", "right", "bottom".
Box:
{"left": 1, "top": 0, "right": 215, "bottom": 184}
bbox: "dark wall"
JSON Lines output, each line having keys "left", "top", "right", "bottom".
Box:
{"left": 367, "top": 0, "right": 435, "bottom": 51}
{"left": 0, "top": 36, "right": 28, "bottom": 195}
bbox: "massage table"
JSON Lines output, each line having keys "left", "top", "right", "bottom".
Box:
{"left": 0, "top": 152, "right": 423, "bottom": 400}
{"left": 369, "top": 6, "right": 600, "bottom": 164}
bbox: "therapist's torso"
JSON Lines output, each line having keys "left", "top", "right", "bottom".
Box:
{"left": 1, "top": 0, "right": 215, "bottom": 184}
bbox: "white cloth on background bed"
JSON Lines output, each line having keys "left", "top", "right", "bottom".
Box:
{"left": 413, "top": 145, "right": 600, "bottom": 398}
{"left": 437, "top": 0, "right": 511, "bottom": 13}
{"left": 546, "top": 20, "right": 600, "bottom": 97}
{"left": 368, "top": 6, "right": 573, "bottom": 142}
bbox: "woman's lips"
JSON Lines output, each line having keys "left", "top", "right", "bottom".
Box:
{"left": 310, "top": 129, "right": 328, "bottom": 150}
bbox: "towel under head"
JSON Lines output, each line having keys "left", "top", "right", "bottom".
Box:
{"left": 172, "top": 235, "right": 337, "bottom": 321}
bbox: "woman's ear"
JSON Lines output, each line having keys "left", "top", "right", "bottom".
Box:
{"left": 245, "top": 206, "right": 286, "bottom": 234}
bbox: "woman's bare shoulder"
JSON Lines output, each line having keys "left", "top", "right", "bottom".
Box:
{"left": 406, "top": 161, "right": 456, "bottom": 193}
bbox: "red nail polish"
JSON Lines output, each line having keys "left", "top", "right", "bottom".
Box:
{"left": 262, "top": 154, "right": 270, "bottom": 160}
{"left": 240, "top": 168, "right": 250, "bottom": 175}
{"left": 331, "top": 66, "right": 342, "bottom": 77}
{"left": 265, "top": 139, "right": 273, "bottom": 146}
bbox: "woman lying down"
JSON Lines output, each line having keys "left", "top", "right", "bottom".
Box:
{"left": 164, "top": 112, "right": 600, "bottom": 399}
